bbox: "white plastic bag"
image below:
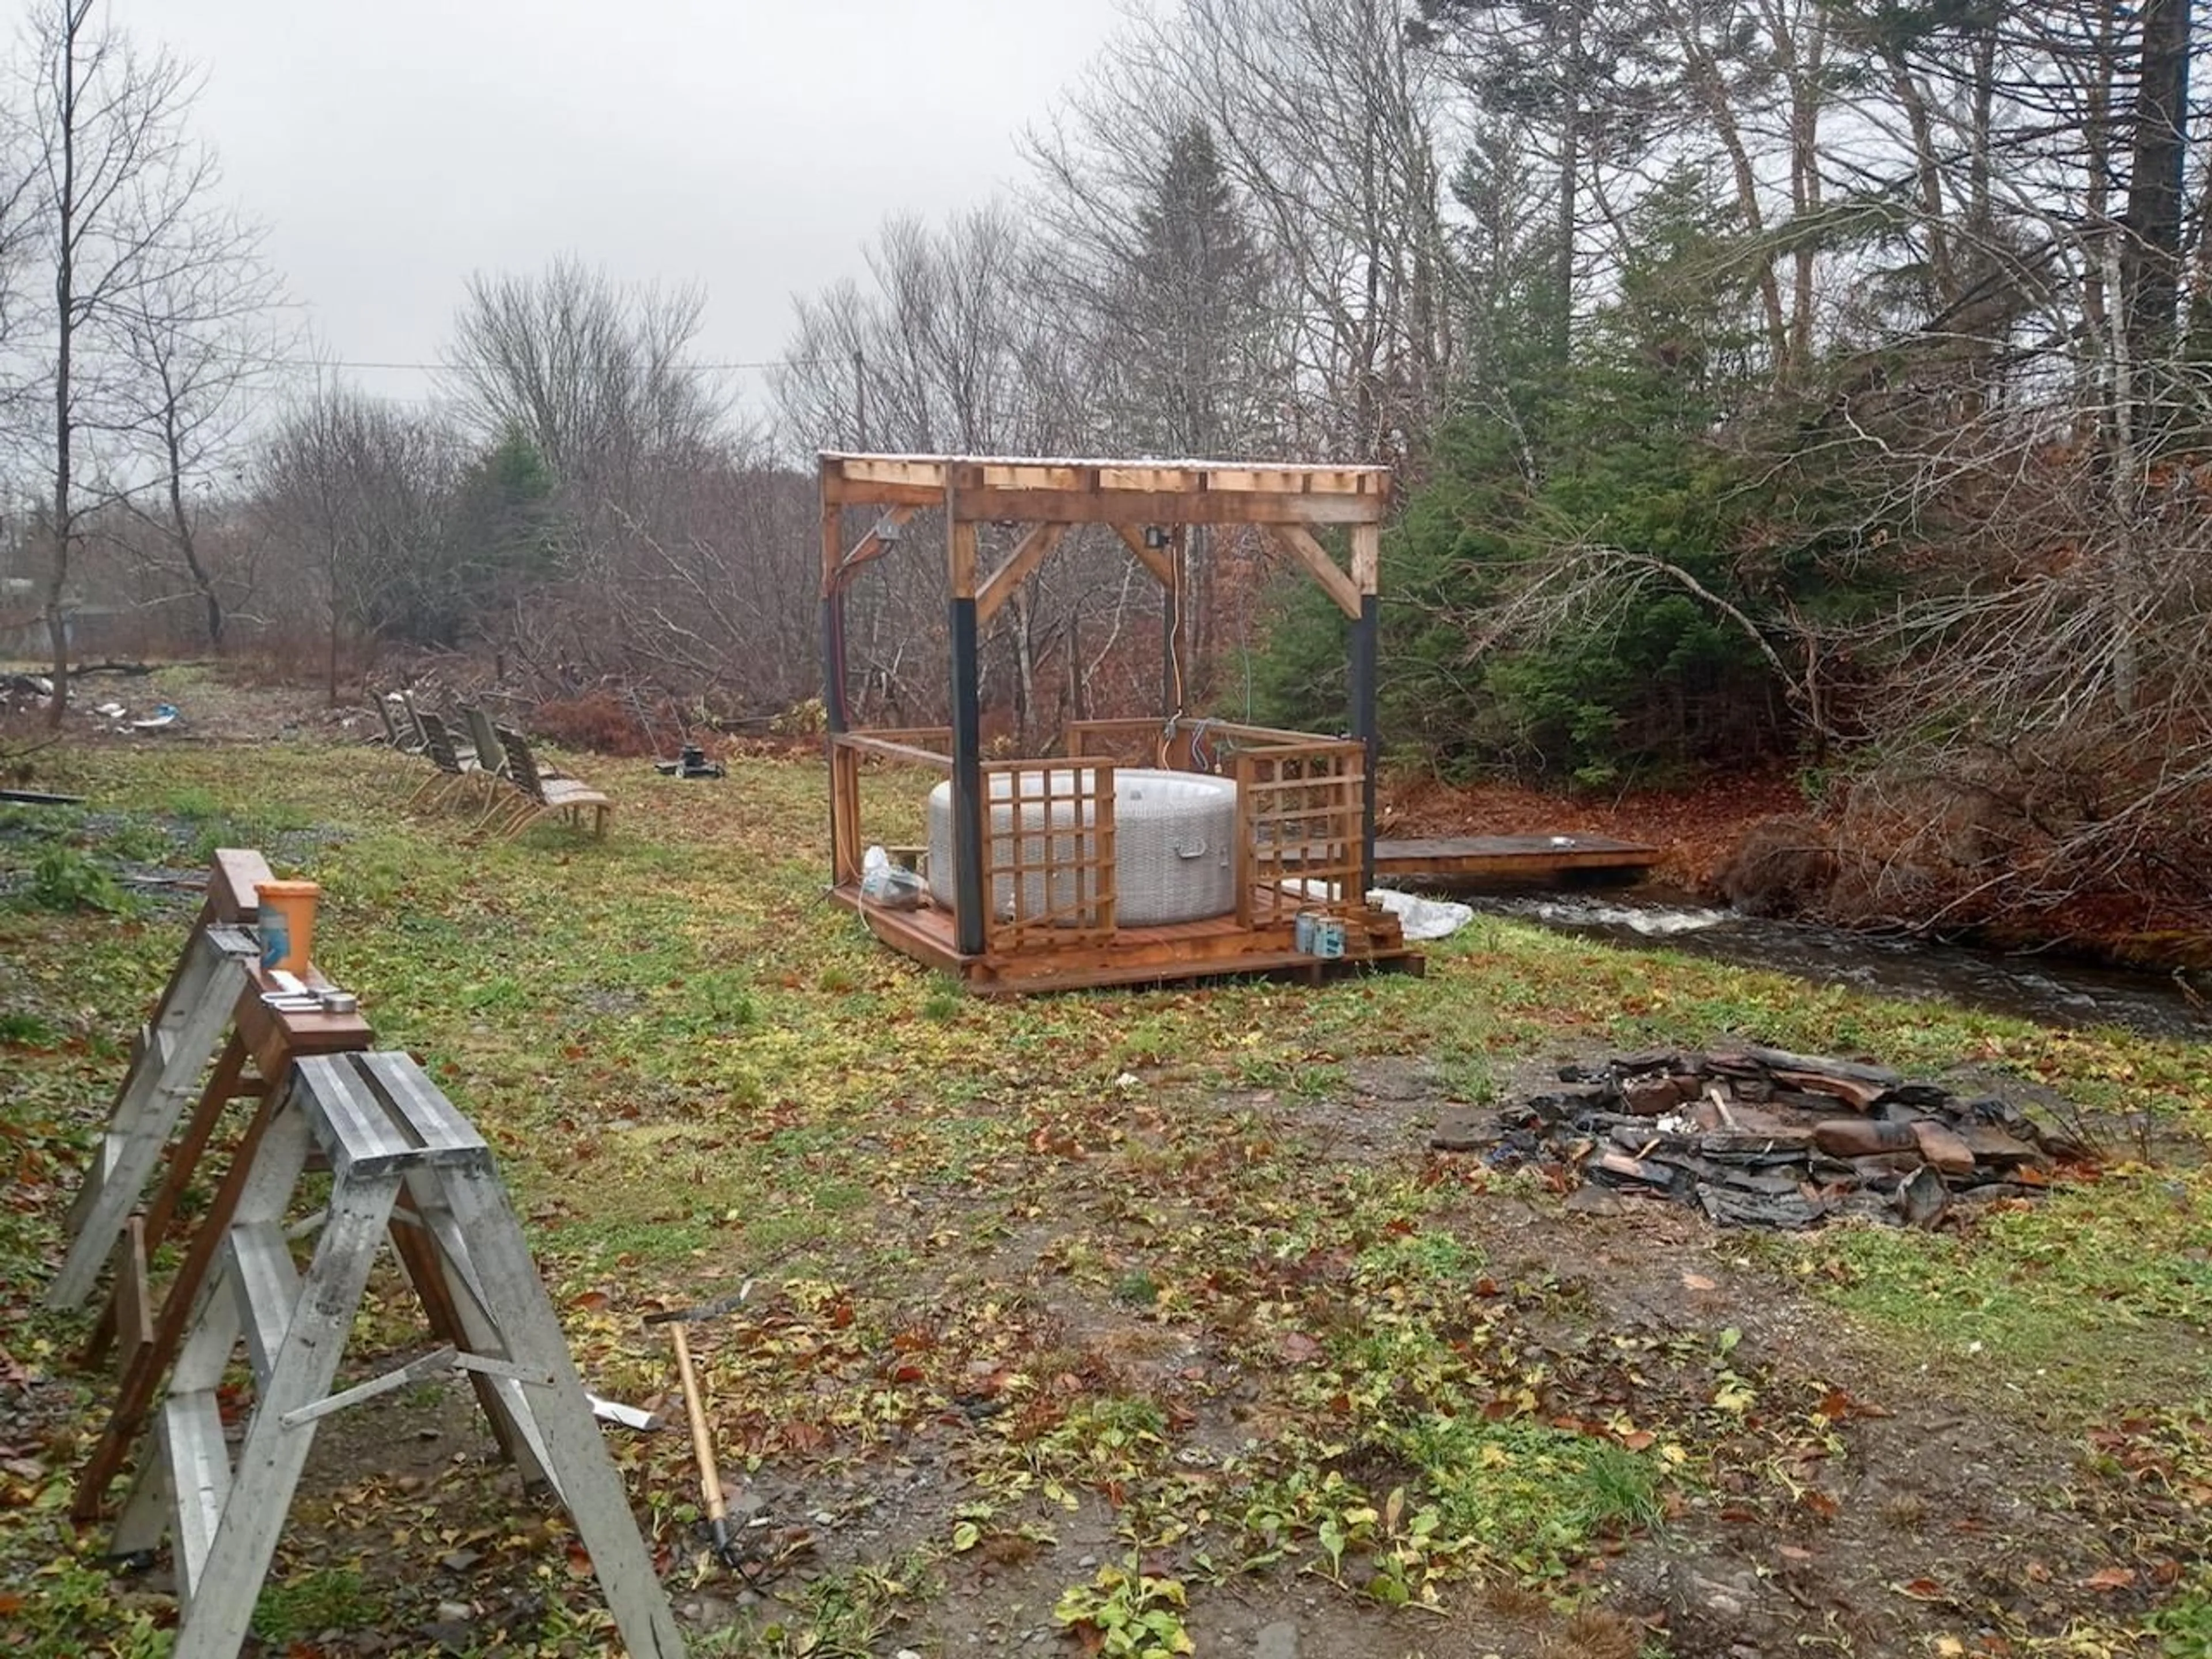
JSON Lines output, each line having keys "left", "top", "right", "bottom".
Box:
{"left": 1366, "top": 887, "right": 1475, "bottom": 942}
{"left": 859, "top": 845, "right": 926, "bottom": 910}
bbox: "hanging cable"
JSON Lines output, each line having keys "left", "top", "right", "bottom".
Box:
{"left": 1188, "top": 717, "right": 1219, "bottom": 775}
{"left": 1157, "top": 527, "right": 1188, "bottom": 768}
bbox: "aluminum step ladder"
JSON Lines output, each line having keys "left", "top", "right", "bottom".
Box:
{"left": 47, "top": 919, "right": 262, "bottom": 1310}
{"left": 111, "top": 1050, "right": 684, "bottom": 1659}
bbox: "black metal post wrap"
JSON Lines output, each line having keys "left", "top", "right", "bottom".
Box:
{"left": 821, "top": 592, "right": 847, "bottom": 886}
{"left": 1350, "top": 593, "right": 1379, "bottom": 897}
{"left": 949, "top": 596, "right": 987, "bottom": 956}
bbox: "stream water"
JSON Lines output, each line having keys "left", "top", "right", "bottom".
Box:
{"left": 1461, "top": 889, "right": 2211, "bottom": 1043}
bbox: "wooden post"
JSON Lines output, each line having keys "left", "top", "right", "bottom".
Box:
{"left": 1350, "top": 523, "right": 1382, "bottom": 898}
{"left": 948, "top": 487, "right": 987, "bottom": 957}
{"left": 823, "top": 597, "right": 849, "bottom": 881}
{"left": 820, "top": 595, "right": 848, "bottom": 734}
{"left": 1233, "top": 751, "right": 1256, "bottom": 928}
{"left": 830, "top": 741, "right": 863, "bottom": 887}
{"left": 821, "top": 495, "right": 847, "bottom": 885}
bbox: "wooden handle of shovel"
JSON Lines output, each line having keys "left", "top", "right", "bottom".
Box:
{"left": 668, "top": 1321, "right": 725, "bottom": 1525}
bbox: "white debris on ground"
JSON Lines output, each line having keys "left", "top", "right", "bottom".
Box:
{"left": 858, "top": 844, "right": 926, "bottom": 910}
{"left": 1364, "top": 887, "right": 1475, "bottom": 941}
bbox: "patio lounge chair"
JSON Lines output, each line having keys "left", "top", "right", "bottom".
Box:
{"left": 460, "top": 704, "right": 510, "bottom": 777}
{"left": 461, "top": 703, "right": 567, "bottom": 782}
{"left": 491, "top": 726, "right": 611, "bottom": 840}
{"left": 408, "top": 711, "right": 485, "bottom": 811}
{"left": 458, "top": 703, "right": 567, "bottom": 831}
{"left": 396, "top": 691, "right": 438, "bottom": 753}
{"left": 377, "top": 694, "right": 426, "bottom": 753}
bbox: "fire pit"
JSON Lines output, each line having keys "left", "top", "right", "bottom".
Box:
{"left": 1444, "top": 1045, "right": 2088, "bottom": 1229}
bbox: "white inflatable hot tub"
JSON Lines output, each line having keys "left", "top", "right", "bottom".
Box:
{"left": 926, "top": 767, "right": 1237, "bottom": 926}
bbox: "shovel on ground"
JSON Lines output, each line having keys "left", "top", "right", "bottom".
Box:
{"left": 643, "top": 1285, "right": 755, "bottom": 1572}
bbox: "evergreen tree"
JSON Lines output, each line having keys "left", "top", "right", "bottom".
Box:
{"left": 373, "top": 428, "right": 557, "bottom": 648}
{"left": 1109, "top": 123, "right": 1282, "bottom": 694}
{"left": 1110, "top": 120, "right": 1277, "bottom": 458}
{"left": 1412, "top": 0, "right": 1666, "bottom": 363}
{"left": 1264, "top": 166, "right": 1814, "bottom": 781}
{"left": 452, "top": 430, "right": 558, "bottom": 586}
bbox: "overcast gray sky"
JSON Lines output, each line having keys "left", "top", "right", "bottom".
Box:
{"left": 105, "top": 0, "right": 1123, "bottom": 410}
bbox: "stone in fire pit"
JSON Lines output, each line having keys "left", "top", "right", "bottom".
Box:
{"left": 1443, "top": 1044, "right": 2089, "bottom": 1230}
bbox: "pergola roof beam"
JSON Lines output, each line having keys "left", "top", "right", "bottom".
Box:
{"left": 819, "top": 453, "right": 1392, "bottom": 529}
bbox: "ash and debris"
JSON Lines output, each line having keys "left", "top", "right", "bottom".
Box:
{"left": 1434, "top": 1044, "right": 2092, "bottom": 1230}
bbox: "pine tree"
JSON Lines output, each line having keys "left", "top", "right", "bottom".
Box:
{"left": 438, "top": 428, "right": 558, "bottom": 642}
{"left": 1111, "top": 123, "right": 1281, "bottom": 692}
{"left": 1113, "top": 122, "right": 1275, "bottom": 459}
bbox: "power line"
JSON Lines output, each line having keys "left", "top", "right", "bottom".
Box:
{"left": 50, "top": 340, "right": 835, "bottom": 376}
{"left": 286, "top": 354, "right": 827, "bottom": 373}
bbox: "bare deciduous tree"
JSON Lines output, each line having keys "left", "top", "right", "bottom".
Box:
{"left": 780, "top": 207, "right": 1144, "bottom": 736}
{"left": 255, "top": 380, "right": 456, "bottom": 702}
{"left": 1139, "top": 0, "right": 1456, "bottom": 463}
{"left": 15, "top": 0, "right": 229, "bottom": 723}
{"left": 111, "top": 207, "right": 291, "bottom": 648}
{"left": 442, "top": 256, "right": 721, "bottom": 492}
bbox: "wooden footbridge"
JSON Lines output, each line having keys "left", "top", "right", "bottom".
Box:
{"left": 1373, "top": 833, "right": 1658, "bottom": 885}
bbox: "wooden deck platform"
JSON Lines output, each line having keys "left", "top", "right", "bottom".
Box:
{"left": 1374, "top": 834, "right": 1658, "bottom": 884}
{"left": 832, "top": 885, "right": 1425, "bottom": 996}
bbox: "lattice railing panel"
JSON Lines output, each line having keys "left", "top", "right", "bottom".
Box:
{"left": 980, "top": 763, "right": 1117, "bottom": 950}
{"left": 1236, "top": 743, "right": 1364, "bottom": 927}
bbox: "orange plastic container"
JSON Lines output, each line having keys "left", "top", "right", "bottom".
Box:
{"left": 256, "top": 879, "right": 321, "bottom": 974}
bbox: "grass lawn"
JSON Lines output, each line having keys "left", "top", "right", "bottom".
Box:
{"left": 1, "top": 734, "right": 2207, "bottom": 1658}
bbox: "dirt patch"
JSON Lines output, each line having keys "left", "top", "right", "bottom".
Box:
{"left": 1215, "top": 1054, "right": 1590, "bottom": 1168}
{"left": 2, "top": 660, "right": 368, "bottom": 749}
{"left": 1181, "top": 1586, "right": 1581, "bottom": 1658}
{"left": 1484, "top": 1194, "right": 2154, "bottom": 1655}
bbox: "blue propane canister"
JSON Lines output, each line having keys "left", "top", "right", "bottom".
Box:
{"left": 1314, "top": 916, "right": 1347, "bottom": 959}
{"left": 1293, "top": 911, "right": 1317, "bottom": 954}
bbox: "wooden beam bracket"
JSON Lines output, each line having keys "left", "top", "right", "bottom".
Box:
{"left": 1268, "top": 525, "right": 1362, "bottom": 618}
{"left": 828, "top": 505, "right": 918, "bottom": 592}
{"left": 976, "top": 523, "right": 1069, "bottom": 626}
{"left": 1112, "top": 524, "right": 1176, "bottom": 587}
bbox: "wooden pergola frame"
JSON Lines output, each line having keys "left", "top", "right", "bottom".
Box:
{"left": 819, "top": 452, "right": 1406, "bottom": 992}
